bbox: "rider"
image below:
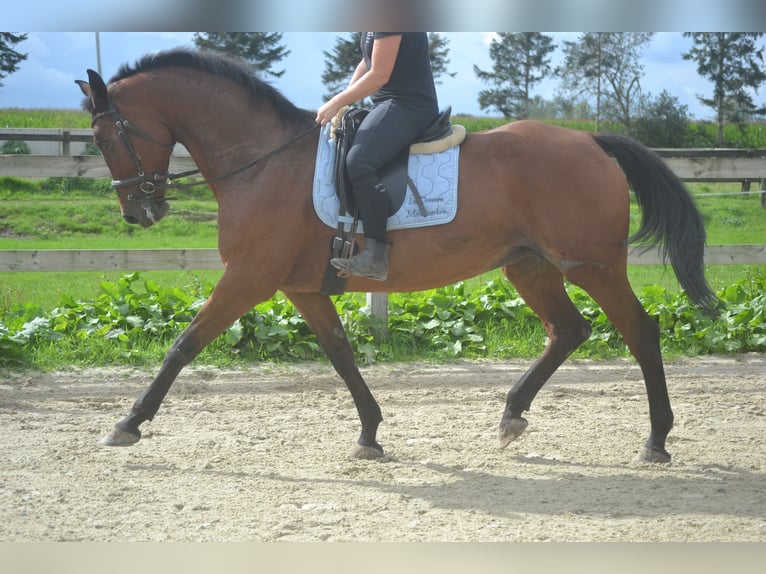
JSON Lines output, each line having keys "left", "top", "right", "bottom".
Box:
{"left": 315, "top": 32, "right": 439, "bottom": 281}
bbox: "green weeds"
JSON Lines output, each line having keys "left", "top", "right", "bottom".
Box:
{"left": 1, "top": 270, "right": 764, "bottom": 369}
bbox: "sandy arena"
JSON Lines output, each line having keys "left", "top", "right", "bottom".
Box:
{"left": 0, "top": 355, "right": 764, "bottom": 541}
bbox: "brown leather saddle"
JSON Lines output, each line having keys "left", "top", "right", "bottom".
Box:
{"left": 321, "top": 106, "right": 454, "bottom": 296}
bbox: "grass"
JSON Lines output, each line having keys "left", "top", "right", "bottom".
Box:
{"left": 25, "top": 324, "right": 243, "bottom": 369}
{"left": 0, "top": 108, "right": 92, "bottom": 129}
{"left": 0, "top": 195, "right": 218, "bottom": 249}
{"left": 0, "top": 270, "right": 224, "bottom": 314}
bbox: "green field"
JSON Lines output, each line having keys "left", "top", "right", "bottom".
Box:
{"left": 0, "top": 108, "right": 92, "bottom": 129}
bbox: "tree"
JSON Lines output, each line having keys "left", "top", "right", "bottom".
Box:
{"left": 632, "top": 90, "right": 692, "bottom": 147}
{"left": 552, "top": 94, "right": 593, "bottom": 121}
{"left": 0, "top": 33, "right": 28, "bottom": 88}
{"left": 682, "top": 32, "right": 766, "bottom": 147}
{"left": 192, "top": 33, "right": 289, "bottom": 78}
{"left": 473, "top": 33, "right": 556, "bottom": 119}
{"left": 320, "top": 33, "right": 455, "bottom": 103}
{"left": 557, "top": 33, "right": 653, "bottom": 131}
{"left": 321, "top": 33, "right": 363, "bottom": 102}
{"left": 428, "top": 33, "right": 456, "bottom": 85}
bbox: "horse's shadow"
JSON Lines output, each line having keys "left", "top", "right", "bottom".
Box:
{"left": 166, "top": 455, "right": 764, "bottom": 522}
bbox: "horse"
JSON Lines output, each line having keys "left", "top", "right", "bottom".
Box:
{"left": 76, "top": 48, "right": 718, "bottom": 463}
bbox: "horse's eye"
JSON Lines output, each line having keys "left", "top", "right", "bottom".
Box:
{"left": 96, "top": 140, "right": 111, "bottom": 153}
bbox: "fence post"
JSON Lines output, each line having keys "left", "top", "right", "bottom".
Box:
{"left": 62, "top": 130, "right": 71, "bottom": 156}
{"left": 366, "top": 292, "right": 389, "bottom": 341}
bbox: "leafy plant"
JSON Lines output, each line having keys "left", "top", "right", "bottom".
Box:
{"left": 1, "top": 270, "right": 764, "bottom": 369}
{"left": 1, "top": 140, "right": 30, "bottom": 154}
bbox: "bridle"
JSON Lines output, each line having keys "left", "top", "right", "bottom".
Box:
{"left": 92, "top": 102, "right": 178, "bottom": 203}
{"left": 92, "top": 101, "right": 320, "bottom": 204}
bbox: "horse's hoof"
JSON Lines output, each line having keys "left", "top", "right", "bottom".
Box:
{"left": 351, "top": 443, "right": 385, "bottom": 460}
{"left": 635, "top": 445, "right": 671, "bottom": 463}
{"left": 101, "top": 425, "right": 141, "bottom": 447}
{"left": 499, "top": 417, "right": 528, "bottom": 449}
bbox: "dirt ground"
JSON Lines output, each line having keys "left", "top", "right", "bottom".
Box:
{"left": 0, "top": 354, "right": 764, "bottom": 542}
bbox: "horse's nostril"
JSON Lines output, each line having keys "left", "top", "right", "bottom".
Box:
{"left": 123, "top": 215, "right": 139, "bottom": 224}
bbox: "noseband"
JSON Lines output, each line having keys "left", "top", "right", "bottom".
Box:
{"left": 93, "top": 101, "right": 320, "bottom": 204}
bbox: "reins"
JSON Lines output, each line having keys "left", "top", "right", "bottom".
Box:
{"left": 94, "top": 101, "right": 319, "bottom": 202}
{"left": 155, "top": 123, "right": 321, "bottom": 193}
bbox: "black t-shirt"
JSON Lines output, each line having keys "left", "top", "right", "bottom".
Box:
{"left": 361, "top": 32, "right": 438, "bottom": 108}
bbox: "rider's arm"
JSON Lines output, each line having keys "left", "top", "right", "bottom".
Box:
{"left": 315, "top": 34, "right": 402, "bottom": 126}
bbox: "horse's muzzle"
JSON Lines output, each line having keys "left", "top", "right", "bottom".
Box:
{"left": 122, "top": 199, "right": 170, "bottom": 227}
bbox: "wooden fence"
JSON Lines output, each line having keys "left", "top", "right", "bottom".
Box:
{"left": 1, "top": 244, "right": 764, "bottom": 273}
{"left": 2, "top": 130, "right": 765, "bottom": 332}
{"left": 0, "top": 128, "right": 93, "bottom": 156}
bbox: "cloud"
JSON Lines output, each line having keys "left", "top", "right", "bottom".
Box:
{"left": 3, "top": 61, "right": 80, "bottom": 109}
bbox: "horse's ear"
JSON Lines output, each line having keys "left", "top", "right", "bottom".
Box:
{"left": 75, "top": 79, "right": 91, "bottom": 98}
{"left": 75, "top": 69, "right": 110, "bottom": 113}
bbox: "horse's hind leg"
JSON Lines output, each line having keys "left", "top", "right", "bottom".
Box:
{"left": 499, "top": 256, "right": 592, "bottom": 448}
{"left": 565, "top": 264, "right": 673, "bottom": 463}
{"left": 286, "top": 292, "right": 384, "bottom": 459}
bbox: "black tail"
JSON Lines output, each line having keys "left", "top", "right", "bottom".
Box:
{"left": 593, "top": 133, "right": 719, "bottom": 316}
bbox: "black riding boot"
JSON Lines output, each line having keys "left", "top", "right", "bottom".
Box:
{"left": 332, "top": 237, "right": 390, "bottom": 281}
{"left": 331, "top": 180, "right": 390, "bottom": 280}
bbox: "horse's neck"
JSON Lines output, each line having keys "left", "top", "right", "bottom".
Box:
{"left": 134, "top": 72, "right": 314, "bottom": 203}
{"left": 155, "top": 77, "right": 288, "bottom": 177}
{"left": 173, "top": 107, "right": 263, "bottom": 171}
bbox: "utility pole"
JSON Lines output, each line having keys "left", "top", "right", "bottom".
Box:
{"left": 95, "top": 32, "right": 102, "bottom": 76}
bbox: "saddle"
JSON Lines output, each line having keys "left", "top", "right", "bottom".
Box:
{"left": 321, "top": 106, "right": 459, "bottom": 296}
{"left": 331, "top": 106, "right": 455, "bottom": 218}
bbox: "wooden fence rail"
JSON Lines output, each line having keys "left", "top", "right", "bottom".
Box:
{"left": 1, "top": 245, "right": 764, "bottom": 273}
{"left": 0, "top": 128, "right": 191, "bottom": 162}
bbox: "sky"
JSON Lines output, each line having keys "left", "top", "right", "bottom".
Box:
{"left": 3, "top": 31, "right": 760, "bottom": 121}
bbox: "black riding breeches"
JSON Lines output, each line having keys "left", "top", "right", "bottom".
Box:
{"left": 345, "top": 98, "right": 437, "bottom": 241}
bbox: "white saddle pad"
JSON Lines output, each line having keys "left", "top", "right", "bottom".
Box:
{"left": 312, "top": 124, "right": 459, "bottom": 232}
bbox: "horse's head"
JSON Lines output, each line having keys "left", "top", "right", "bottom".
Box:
{"left": 76, "top": 69, "right": 174, "bottom": 228}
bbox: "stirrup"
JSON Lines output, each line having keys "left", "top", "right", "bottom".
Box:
{"left": 331, "top": 238, "right": 389, "bottom": 281}
{"left": 332, "top": 256, "right": 354, "bottom": 279}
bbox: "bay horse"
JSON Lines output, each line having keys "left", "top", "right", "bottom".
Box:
{"left": 77, "top": 48, "right": 718, "bottom": 463}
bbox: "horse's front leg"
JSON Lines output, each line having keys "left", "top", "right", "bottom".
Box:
{"left": 286, "top": 291, "right": 384, "bottom": 459}
{"left": 102, "top": 270, "right": 275, "bottom": 446}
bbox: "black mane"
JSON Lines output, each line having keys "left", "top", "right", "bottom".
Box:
{"left": 109, "top": 47, "right": 314, "bottom": 126}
